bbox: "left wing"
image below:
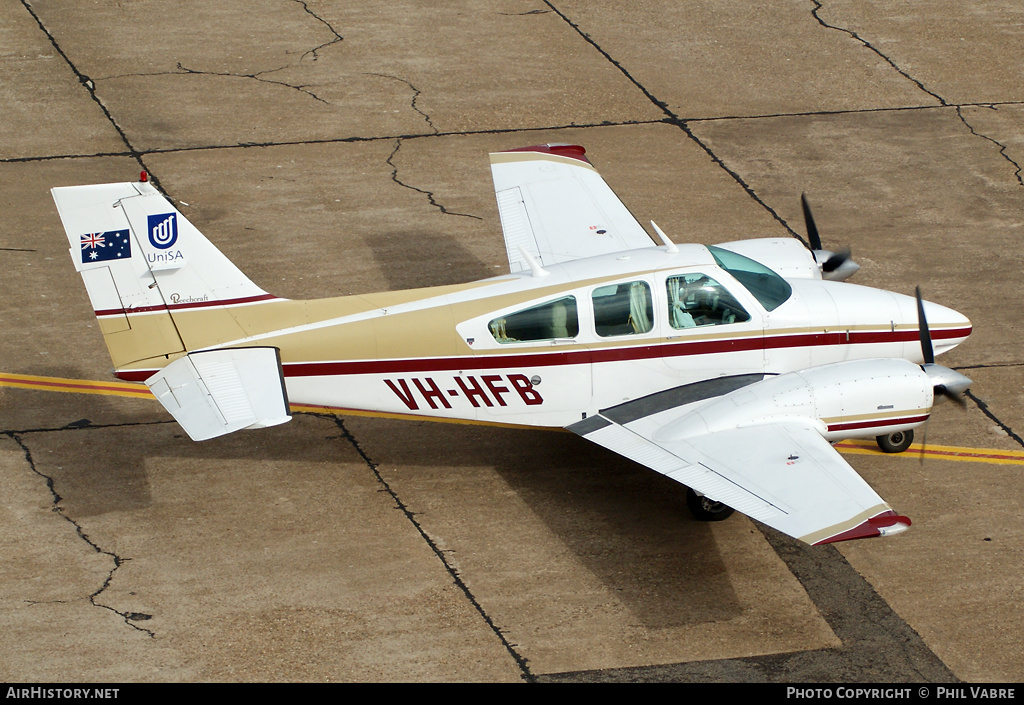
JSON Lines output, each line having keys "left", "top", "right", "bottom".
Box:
{"left": 489, "top": 144, "right": 656, "bottom": 273}
{"left": 568, "top": 374, "right": 913, "bottom": 545}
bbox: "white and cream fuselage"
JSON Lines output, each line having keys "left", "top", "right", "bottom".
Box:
{"left": 52, "top": 144, "right": 972, "bottom": 546}
{"left": 261, "top": 244, "right": 968, "bottom": 436}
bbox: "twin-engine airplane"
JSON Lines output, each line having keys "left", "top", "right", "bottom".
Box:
{"left": 52, "top": 144, "right": 972, "bottom": 546}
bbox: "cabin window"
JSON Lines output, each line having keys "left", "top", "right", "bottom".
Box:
{"left": 489, "top": 296, "right": 578, "bottom": 344}
{"left": 707, "top": 246, "right": 792, "bottom": 311}
{"left": 666, "top": 273, "right": 750, "bottom": 328}
{"left": 592, "top": 281, "right": 654, "bottom": 337}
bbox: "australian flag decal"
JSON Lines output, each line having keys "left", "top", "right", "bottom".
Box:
{"left": 80, "top": 229, "right": 132, "bottom": 263}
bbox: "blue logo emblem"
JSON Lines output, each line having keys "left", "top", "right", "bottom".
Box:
{"left": 148, "top": 212, "right": 177, "bottom": 249}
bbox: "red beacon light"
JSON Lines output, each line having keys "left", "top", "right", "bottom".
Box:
{"left": 140, "top": 170, "right": 148, "bottom": 182}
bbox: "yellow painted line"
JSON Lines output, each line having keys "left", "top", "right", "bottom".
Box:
{"left": 0, "top": 372, "right": 153, "bottom": 399}
{"left": 835, "top": 439, "right": 1024, "bottom": 466}
{"left": 0, "top": 372, "right": 530, "bottom": 429}
{"left": 5, "top": 371, "right": 1023, "bottom": 463}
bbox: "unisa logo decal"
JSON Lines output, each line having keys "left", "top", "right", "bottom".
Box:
{"left": 148, "top": 212, "right": 178, "bottom": 249}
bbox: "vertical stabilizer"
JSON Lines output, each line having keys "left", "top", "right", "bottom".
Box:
{"left": 52, "top": 179, "right": 280, "bottom": 377}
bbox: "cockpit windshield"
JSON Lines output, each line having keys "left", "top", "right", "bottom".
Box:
{"left": 707, "top": 246, "right": 792, "bottom": 312}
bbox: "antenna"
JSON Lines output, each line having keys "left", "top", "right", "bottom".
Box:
{"left": 517, "top": 246, "right": 550, "bottom": 277}
{"left": 651, "top": 221, "right": 678, "bottom": 253}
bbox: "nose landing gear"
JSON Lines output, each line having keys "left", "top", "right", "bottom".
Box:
{"left": 876, "top": 430, "right": 914, "bottom": 454}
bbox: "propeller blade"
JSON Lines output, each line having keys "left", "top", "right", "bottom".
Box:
{"left": 919, "top": 417, "right": 928, "bottom": 465}
{"left": 801, "top": 193, "right": 822, "bottom": 251}
{"left": 915, "top": 286, "right": 935, "bottom": 365}
{"left": 821, "top": 248, "right": 851, "bottom": 273}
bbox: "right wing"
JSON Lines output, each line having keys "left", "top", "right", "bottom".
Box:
{"left": 489, "top": 144, "right": 656, "bottom": 273}
{"left": 568, "top": 375, "right": 912, "bottom": 545}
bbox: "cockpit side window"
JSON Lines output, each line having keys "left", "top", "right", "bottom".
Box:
{"left": 666, "top": 273, "right": 750, "bottom": 328}
{"left": 489, "top": 296, "right": 579, "bottom": 344}
{"left": 592, "top": 281, "right": 654, "bottom": 337}
{"left": 707, "top": 246, "right": 792, "bottom": 311}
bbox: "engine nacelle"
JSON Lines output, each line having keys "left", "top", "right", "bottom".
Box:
{"left": 715, "top": 238, "right": 820, "bottom": 280}
{"left": 654, "top": 359, "right": 933, "bottom": 444}
{"left": 716, "top": 237, "right": 860, "bottom": 281}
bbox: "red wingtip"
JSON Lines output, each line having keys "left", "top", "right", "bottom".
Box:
{"left": 814, "top": 511, "right": 912, "bottom": 545}
{"left": 500, "top": 144, "right": 590, "bottom": 164}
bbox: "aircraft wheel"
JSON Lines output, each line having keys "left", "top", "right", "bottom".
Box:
{"left": 686, "top": 488, "right": 735, "bottom": 522}
{"left": 876, "top": 430, "right": 914, "bottom": 453}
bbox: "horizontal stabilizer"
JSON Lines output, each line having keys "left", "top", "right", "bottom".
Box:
{"left": 146, "top": 347, "right": 291, "bottom": 441}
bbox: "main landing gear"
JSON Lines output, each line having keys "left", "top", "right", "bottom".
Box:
{"left": 876, "top": 429, "right": 914, "bottom": 454}
{"left": 686, "top": 488, "right": 735, "bottom": 522}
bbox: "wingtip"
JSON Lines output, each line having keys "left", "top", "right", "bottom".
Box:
{"left": 493, "top": 144, "right": 590, "bottom": 164}
{"left": 813, "top": 511, "right": 912, "bottom": 545}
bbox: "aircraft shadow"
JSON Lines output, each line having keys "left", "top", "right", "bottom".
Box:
{"left": 12, "top": 368, "right": 743, "bottom": 630}
{"left": 362, "top": 228, "right": 498, "bottom": 291}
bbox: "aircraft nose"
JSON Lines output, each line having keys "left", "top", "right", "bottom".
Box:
{"left": 920, "top": 299, "right": 972, "bottom": 355}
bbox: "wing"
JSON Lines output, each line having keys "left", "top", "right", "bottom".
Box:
{"left": 489, "top": 144, "right": 656, "bottom": 273}
{"left": 567, "top": 377, "right": 911, "bottom": 545}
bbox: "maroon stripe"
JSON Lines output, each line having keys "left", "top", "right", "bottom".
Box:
{"left": 281, "top": 327, "right": 971, "bottom": 378}
{"left": 95, "top": 293, "right": 277, "bottom": 317}
{"left": 766, "top": 326, "right": 970, "bottom": 349}
{"left": 827, "top": 414, "right": 930, "bottom": 433}
{"left": 115, "top": 370, "right": 154, "bottom": 382}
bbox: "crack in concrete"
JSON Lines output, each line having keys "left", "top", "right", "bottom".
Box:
{"left": 2, "top": 117, "right": 670, "bottom": 165}
{"left": 810, "top": 2, "right": 1024, "bottom": 190}
{"left": 291, "top": 0, "right": 344, "bottom": 62}
{"left": 364, "top": 74, "right": 483, "bottom": 220}
{"left": 498, "top": 9, "right": 551, "bottom": 16}
{"left": 320, "top": 414, "right": 536, "bottom": 682}
{"left": 96, "top": 2, "right": 345, "bottom": 106}
{"left": 385, "top": 138, "right": 482, "bottom": 220}
{"left": 176, "top": 62, "right": 330, "bottom": 105}
{"left": 17, "top": 0, "right": 165, "bottom": 195}
{"left": 810, "top": 0, "right": 946, "bottom": 107}
{"left": 365, "top": 73, "right": 438, "bottom": 135}
{"left": 955, "top": 105, "right": 1024, "bottom": 188}
{"left": 4, "top": 428, "right": 156, "bottom": 638}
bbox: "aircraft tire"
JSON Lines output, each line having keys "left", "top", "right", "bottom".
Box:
{"left": 876, "top": 430, "right": 914, "bottom": 453}
{"left": 686, "top": 488, "right": 735, "bottom": 522}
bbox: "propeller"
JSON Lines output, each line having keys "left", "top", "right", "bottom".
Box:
{"left": 800, "top": 193, "right": 859, "bottom": 281}
{"left": 912, "top": 287, "right": 971, "bottom": 463}
{"left": 916, "top": 286, "right": 971, "bottom": 407}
